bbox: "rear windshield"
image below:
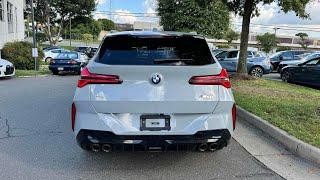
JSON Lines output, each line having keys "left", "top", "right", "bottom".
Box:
{"left": 97, "top": 36, "right": 214, "bottom": 65}
{"left": 56, "top": 52, "right": 78, "bottom": 59}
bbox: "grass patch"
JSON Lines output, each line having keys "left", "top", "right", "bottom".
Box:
{"left": 60, "top": 45, "right": 76, "bottom": 51}
{"left": 232, "top": 79, "right": 320, "bottom": 148}
{"left": 15, "top": 65, "right": 51, "bottom": 77}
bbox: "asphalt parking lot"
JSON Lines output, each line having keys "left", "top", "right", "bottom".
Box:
{"left": 0, "top": 76, "right": 283, "bottom": 180}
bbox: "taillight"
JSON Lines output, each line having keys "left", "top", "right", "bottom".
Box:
{"left": 49, "top": 59, "right": 55, "bottom": 64}
{"left": 189, "top": 69, "right": 231, "bottom": 88}
{"left": 68, "top": 59, "right": 77, "bottom": 64}
{"left": 71, "top": 103, "right": 76, "bottom": 131}
{"left": 77, "top": 67, "right": 122, "bottom": 88}
{"left": 232, "top": 104, "right": 236, "bottom": 130}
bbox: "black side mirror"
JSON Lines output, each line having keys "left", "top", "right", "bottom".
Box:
{"left": 279, "top": 56, "right": 283, "bottom": 61}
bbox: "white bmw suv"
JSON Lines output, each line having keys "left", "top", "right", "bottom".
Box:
{"left": 72, "top": 31, "right": 236, "bottom": 152}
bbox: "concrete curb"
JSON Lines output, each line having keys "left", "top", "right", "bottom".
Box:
{"left": 17, "top": 75, "right": 50, "bottom": 78}
{"left": 237, "top": 106, "right": 320, "bottom": 165}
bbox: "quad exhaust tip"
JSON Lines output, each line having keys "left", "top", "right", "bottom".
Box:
{"left": 198, "top": 143, "right": 208, "bottom": 152}
{"left": 102, "top": 144, "right": 112, "bottom": 152}
{"left": 91, "top": 144, "right": 100, "bottom": 152}
{"left": 208, "top": 143, "right": 218, "bottom": 152}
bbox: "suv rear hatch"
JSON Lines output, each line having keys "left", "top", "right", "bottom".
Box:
{"left": 81, "top": 34, "right": 226, "bottom": 114}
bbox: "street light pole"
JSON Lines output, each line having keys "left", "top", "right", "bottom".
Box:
{"left": 31, "top": 0, "right": 37, "bottom": 75}
{"left": 69, "top": 17, "right": 71, "bottom": 47}
{"left": 274, "top": 27, "right": 280, "bottom": 37}
{"left": 274, "top": 27, "right": 280, "bottom": 53}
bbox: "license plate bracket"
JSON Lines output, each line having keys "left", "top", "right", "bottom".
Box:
{"left": 140, "top": 114, "right": 171, "bottom": 131}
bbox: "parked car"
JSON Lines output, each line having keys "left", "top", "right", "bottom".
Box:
{"left": 88, "top": 47, "right": 98, "bottom": 58}
{"left": 48, "top": 52, "right": 83, "bottom": 75}
{"left": 0, "top": 58, "right": 15, "bottom": 78}
{"left": 269, "top": 50, "right": 311, "bottom": 71}
{"left": 72, "top": 31, "right": 236, "bottom": 152}
{"left": 278, "top": 52, "right": 320, "bottom": 71}
{"left": 215, "top": 50, "right": 271, "bottom": 77}
{"left": 43, "top": 49, "right": 69, "bottom": 62}
{"left": 281, "top": 57, "right": 320, "bottom": 87}
{"left": 43, "top": 46, "right": 60, "bottom": 51}
{"left": 212, "top": 49, "right": 224, "bottom": 56}
{"left": 74, "top": 46, "right": 91, "bottom": 56}
{"left": 79, "top": 53, "right": 89, "bottom": 64}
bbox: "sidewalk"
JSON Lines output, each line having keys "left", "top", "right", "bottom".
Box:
{"left": 234, "top": 118, "right": 320, "bottom": 180}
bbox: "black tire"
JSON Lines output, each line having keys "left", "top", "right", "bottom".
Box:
{"left": 249, "top": 66, "right": 264, "bottom": 78}
{"left": 52, "top": 70, "right": 59, "bottom": 75}
{"left": 281, "top": 71, "right": 291, "bottom": 83}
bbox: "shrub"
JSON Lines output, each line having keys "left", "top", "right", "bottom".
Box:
{"left": 82, "top": 33, "right": 93, "bottom": 45}
{"left": 217, "top": 44, "right": 230, "bottom": 49}
{"left": 276, "top": 46, "right": 291, "bottom": 52}
{"left": 1, "top": 41, "right": 44, "bottom": 70}
{"left": 36, "top": 32, "right": 47, "bottom": 44}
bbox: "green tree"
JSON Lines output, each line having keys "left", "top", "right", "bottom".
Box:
{"left": 82, "top": 34, "right": 93, "bottom": 45}
{"left": 97, "top": 19, "right": 115, "bottom": 31}
{"left": 157, "top": 0, "right": 230, "bottom": 39}
{"left": 295, "top": 32, "right": 311, "bottom": 49}
{"left": 276, "top": 46, "right": 291, "bottom": 52}
{"left": 36, "top": 32, "right": 47, "bottom": 45}
{"left": 32, "top": 0, "right": 95, "bottom": 45}
{"left": 257, "top": 33, "right": 277, "bottom": 54}
{"left": 224, "top": 29, "right": 240, "bottom": 46}
{"left": 225, "top": 0, "right": 311, "bottom": 75}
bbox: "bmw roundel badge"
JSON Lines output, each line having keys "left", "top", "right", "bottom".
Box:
{"left": 151, "top": 74, "right": 161, "bottom": 84}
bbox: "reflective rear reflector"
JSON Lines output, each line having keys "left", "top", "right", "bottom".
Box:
{"left": 71, "top": 103, "right": 76, "bottom": 131}
{"left": 232, "top": 104, "right": 236, "bottom": 130}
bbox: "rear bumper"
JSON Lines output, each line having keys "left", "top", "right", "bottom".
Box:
{"left": 49, "top": 65, "right": 81, "bottom": 72}
{"left": 0, "top": 68, "right": 15, "bottom": 77}
{"left": 76, "top": 129, "right": 231, "bottom": 151}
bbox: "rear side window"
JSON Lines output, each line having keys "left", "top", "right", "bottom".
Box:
{"left": 227, "top": 51, "right": 238, "bottom": 58}
{"left": 97, "top": 36, "right": 214, "bottom": 66}
{"left": 282, "top": 51, "right": 293, "bottom": 60}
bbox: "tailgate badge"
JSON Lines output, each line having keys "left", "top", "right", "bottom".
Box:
{"left": 151, "top": 74, "right": 161, "bottom": 84}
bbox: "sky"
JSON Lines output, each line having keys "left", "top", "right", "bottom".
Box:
{"left": 94, "top": 0, "right": 320, "bottom": 38}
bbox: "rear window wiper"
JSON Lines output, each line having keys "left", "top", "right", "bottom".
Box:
{"left": 153, "top": 58, "right": 194, "bottom": 64}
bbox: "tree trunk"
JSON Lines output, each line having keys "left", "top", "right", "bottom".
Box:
{"left": 236, "top": 0, "right": 254, "bottom": 75}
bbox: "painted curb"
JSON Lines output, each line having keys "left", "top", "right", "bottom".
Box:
{"left": 237, "top": 106, "right": 320, "bottom": 165}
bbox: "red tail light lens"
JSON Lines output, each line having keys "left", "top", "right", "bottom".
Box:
{"left": 77, "top": 67, "right": 123, "bottom": 88}
{"left": 49, "top": 59, "right": 55, "bottom": 64}
{"left": 189, "top": 69, "right": 231, "bottom": 88}
{"left": 71, "top": 103, "right": 76, "bottom": 131}
{"left": 232, "top": 104, "right": 236, "bottom": 130}
{"left": 68, "top": 59, "right": 77, "bottom": 64}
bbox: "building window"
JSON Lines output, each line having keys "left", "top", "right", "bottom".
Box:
{"left": 7, "top": 2, "right": 14, "bottom": 33}
{"left": 0, "top": 0, "right": 4, "bottom": 21}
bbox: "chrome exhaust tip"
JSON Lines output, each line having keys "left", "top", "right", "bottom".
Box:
{"left": 102, "top": 144, "right": 112, "bottom": 152}
{"left": 208, "top": 143, "right": 218, "bottom": 152}
{"left": 91, "top": 144, "right": 100, "bottom": 152}
{"left": 198, "top": 143, "right": 208, "bottom": 152}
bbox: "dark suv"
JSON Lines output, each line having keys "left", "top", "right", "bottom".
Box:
{"left": 269, "top": 50, "right": 311, "bottom": 71}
